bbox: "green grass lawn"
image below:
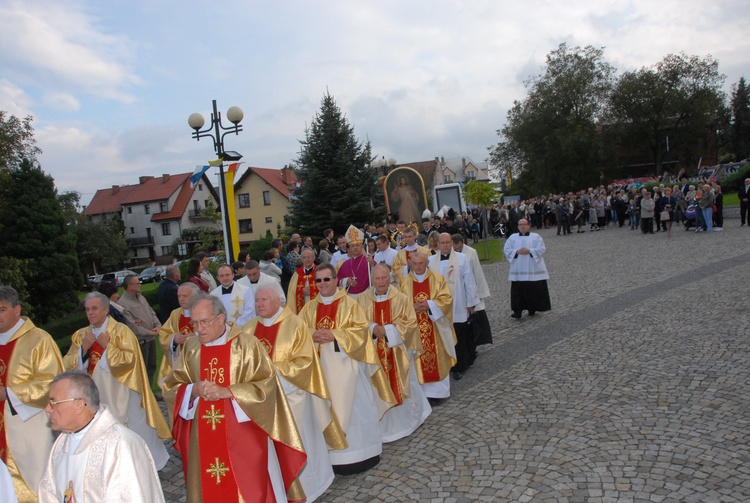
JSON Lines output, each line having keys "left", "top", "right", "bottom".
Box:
{"left": 469, "top": 239, "right": 504, "bottom": 263}
{"left": 723, "top": 193, "right": 739, "bottom": 206}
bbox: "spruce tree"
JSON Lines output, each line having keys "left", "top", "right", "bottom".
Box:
{"left": 0, "top": 160, "right": 81, "bottom": 322}
{"left": 729, "top": 77, "right": 750, "bottom": 160}
{"left": 289, "top": 93, "right": 377, "bottom": 235}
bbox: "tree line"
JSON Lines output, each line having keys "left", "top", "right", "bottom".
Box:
{"left": 489, "top": 43, "right": 750, "bottom": 196}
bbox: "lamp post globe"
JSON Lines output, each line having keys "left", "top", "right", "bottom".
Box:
{"left": 226, "top": 106, "right": 244, "bottom": 125}
{"left": 188, "top": 113, "right": 205, "bottom": 130}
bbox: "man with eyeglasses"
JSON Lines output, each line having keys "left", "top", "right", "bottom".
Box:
{"left": 38, "top": 370, "right": 165, "bottom": 502}
{"left": 241, "top": 286, "right": 346, "bottom": 501}
{"left": 118, "top": 274, "right": 161, "bottom": 386}
{"left": 0, "top": 285, "right": 63, "bottom": 502}
{"left": 503, "top": 218, "right": 551, "bottom": 319}
{"left": 298, "top": 264, "right": 393, "bottom": 475}
{"left": 163, "top": 294, "right": 307, "bottom": 503}
{"left": 64, "top": 292, "right": 170, "bottom": 470}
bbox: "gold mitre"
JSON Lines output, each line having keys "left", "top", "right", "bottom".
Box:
{"left": 345, "top": 225, "right": 364, "bottom": 245}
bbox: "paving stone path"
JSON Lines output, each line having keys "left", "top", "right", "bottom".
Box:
{"left": 159, "top": 220, "right": 750, "bottom": 502}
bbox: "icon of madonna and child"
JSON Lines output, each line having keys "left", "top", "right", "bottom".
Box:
{"left": 384, "top": 167, "right": 428, "bottom": 224}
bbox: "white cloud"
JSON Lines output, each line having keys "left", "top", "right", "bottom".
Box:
{"left": 0, "top": 79, "right": 33, "bottom": 117}
{"left": 0, "top": 0, "right": 141, "bottom": 103}
{"left": 42, "top": 92, "right": 81, "bottom": 111}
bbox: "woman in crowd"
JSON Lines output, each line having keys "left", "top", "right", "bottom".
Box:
{"left": 186, "top": 258, "right": 209, "bottom": 292}
{"left": 427, "top": 230, "right": 440, "bottom": 255}
{"left": 697, "top": 184, "right": 714, "bottom": 232}
{"left": 260, "top": 248, "right": 283, "bottom": 279}
{"left": 286, "top": 240, "right": 301, "bottom": 268}
{"left": 317, "top": 239, "right": 332, "bottom": 264}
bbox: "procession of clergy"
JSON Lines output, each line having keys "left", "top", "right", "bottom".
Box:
{"left": 0, "top": 219, "right": 500, "bottom": 503}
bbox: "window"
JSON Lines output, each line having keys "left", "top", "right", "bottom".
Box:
{"left": 127, "top": 207, "right": 132, "bottom": 214}
{"left": 205, "top": 200, "right": 210, "bottom": 208}
{"left": 162, "top": 222, "right": 171, "bottom": 236}
{"left": 238, "top": 193, "right": 250, "bottom": 208}
{"left": 263, "top": 191, "right": 271, "bottom": 205}
{"left": 133, "top": 248, "right": 138, "bottom": 257}
{"left": 160, "top": 202, "right": 168, "bottom": 212}
{"left": 466, "top": 171, "right": 476, "bottom": 180}
{"left": 130, "top": 227, "right": 135, "bottom": 234}
{"left": 144, "top": 204, "right": 150, "bottom": 214}
{"left": 445, "top": 174, "right": 452, "bottom": 182}
{"left": 239, "top": 219, "right": 253, "bottom": 233}
{"left": 265, "top": 217, "right": 273, "bottom": 223}
{"left": 198, "top": 184, "right": 203, "bottom": 191}
{"left": 161, "top": 246, "right": 171, "bottom": 255}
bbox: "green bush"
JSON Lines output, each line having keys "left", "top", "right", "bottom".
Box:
{"left": 719, "top": 162, "right": 750, "bottom": 193}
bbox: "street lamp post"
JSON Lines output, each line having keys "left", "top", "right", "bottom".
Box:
{"left": 188, "top": 100, "right": 244, "bottom": 263}
{"left": 374, "top": 156, "right": 397, "bottom": 177}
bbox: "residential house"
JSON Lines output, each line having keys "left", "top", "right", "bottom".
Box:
{"left": 233, "top": 167, "right": 297, "bottom": 245}
{"left": 84, "top": 172, "right": 219, "bottom": 263}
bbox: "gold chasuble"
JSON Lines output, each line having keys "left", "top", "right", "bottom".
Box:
{"left": 0, "top": 317, "right": 63, "bottom": 503}
{"left": 398, "top": 270, "right": 456, "bottom": 384}
{"left": 357, "top": 287, "right": 421, "bottom": 407}
{"left": 392, "top": 245, "right": 430, "bottom": 283}
{"left": 64, "top": 317, "right": 171, "bottom": 441}
{"left": 164, "top": 331, "right": 307, "bottom": 503}
{"left": 298, "top": 289, "right": 395, "bottom": 421}
{"left": 157, "top": 308, "right": 193, "bottom": 388}
{"left": 240, "top": 306, "right": 347, "bottom": 450}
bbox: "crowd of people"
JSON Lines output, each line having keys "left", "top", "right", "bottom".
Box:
{"left": 491, "top": 177, "right": 734, "bottom": 237}
{"left": 1, "top": 207, "right": 505, "bottom": 502}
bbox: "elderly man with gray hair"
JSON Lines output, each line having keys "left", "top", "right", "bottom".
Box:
{"left": 63, "top": 292, "right": 170, "bottom": 470}
{"left": 37, "top": 370, "right": 165, "bottom": 502}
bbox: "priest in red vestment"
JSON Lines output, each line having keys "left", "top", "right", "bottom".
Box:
{"left": 163, "top": 294, "right": 307, "bottom": 503}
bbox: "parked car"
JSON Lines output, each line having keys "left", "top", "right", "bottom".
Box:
{"left": 138, "top": 266, "right": 164, "bottom": 284}
{"left": 87, "top": 274, "right": 103, "bottom": 288}
{"left": 101, "top": 270, "right": 137, "bottom": 287}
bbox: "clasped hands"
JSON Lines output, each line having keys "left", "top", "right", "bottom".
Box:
{"left": 82, "top": 330, "right": 110, "bottom": 353}
{"left": 312, "top": 328, "right": 335, "bottom": 344}
{"left": 191, "top": 381, "right": 232, "bottom": 401}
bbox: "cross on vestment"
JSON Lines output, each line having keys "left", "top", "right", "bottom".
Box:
{"left": 202, "top": 404, "right": 225, "bottom": 431}
{"left": 206, "top": 457, "right": 230, "bottom": 484}
{"left": 232, "top": 296, "right": 243, "bottom": 319}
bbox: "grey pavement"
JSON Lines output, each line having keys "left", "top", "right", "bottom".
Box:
{"left": 159, "top": 217, "right": 750, "bottom": 502}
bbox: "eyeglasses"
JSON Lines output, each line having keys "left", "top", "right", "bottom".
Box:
{"left": 48, "top": 397, "right": 84, "bottom": 408}
{"left": 191, "top": 316, "right": 218, "bottom": 329}
{"left": 315, "top": 277, "right": 334, "bottom": 283}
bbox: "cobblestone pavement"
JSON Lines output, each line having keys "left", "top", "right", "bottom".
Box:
{"left": 159, "top": 219, "right": 750, "bottom": 502}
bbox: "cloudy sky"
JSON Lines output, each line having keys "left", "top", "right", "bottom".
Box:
{"left": 1, "top": 0, "right": 747, "bottom": 205}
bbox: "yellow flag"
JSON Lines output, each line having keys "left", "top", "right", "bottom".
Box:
{"left": 208, "top": 158, "right": 223, "bottom": 166}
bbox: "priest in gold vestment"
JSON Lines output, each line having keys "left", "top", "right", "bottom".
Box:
{"left": 241, "top": 286, "right": 347, "bottom": 502}
{"left": 0, "top": 286, "right": 63, "bottom": 502}
{"left": 398, "top": 252, "right": 456, "bottom": 403}
{"left": 391, "top": 226, "right": 430, "bottom": 283}
{"left": 164, "top": 295, "right": 307, "bottom": 503}
{"left": 298, "top": 264, "right": 395, "bottom": 475}
{"left": 64, "top": 292, "right": 170, "bottom": 470}
{"left": 157, "top": 282, "right": 200, "bottom": 390}
{"left": 357, "top": 264, "right": 431, "bottom": 442}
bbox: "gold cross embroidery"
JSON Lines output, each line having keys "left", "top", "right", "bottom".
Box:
{"left": 206, "top": 457, "right": 229, "bottom": 484}
{"left": 202, "top": 404, "right": 225, "bottom": 431}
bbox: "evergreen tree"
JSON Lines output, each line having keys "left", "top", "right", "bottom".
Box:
{"left": 729, "top": 77, "right": 750, "bottom": 160}
{"left": 289, "top": 93, "right": 377, "bottom": 234}
{"left": 0, "top": 160, "right": 81, "bottom": 322}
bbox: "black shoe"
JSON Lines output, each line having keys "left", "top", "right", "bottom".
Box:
{"left": 528, "top": 310, "right": 536, "bottom": 317}
{"left": 452, "top": 371, "right": 463, "bottom": 380}
{"left": 511, "top": 312, "right": 522, "bottom": 319}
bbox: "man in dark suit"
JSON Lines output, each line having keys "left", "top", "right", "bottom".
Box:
{"left": 157, "top": 265, "right": 180, "bottom": 322}
{"left": 739, "top": 178, "right": 750, "bottom": 226}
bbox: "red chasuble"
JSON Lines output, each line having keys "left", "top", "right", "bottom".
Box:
{"left": 373, "top": 299, "right": 403, "bottom": 405}
{"left": 412, "top": 279, "right": 441, "bottom": 383}
{"left": 0, "top": 338, "right": 17, "bottom": 463}
{"left": 315, "top": 300, "right": 340, "bottom": 331}
{"left": 172, "top": 341, "right": 304, "bottom": 502}
{"left": 86, "top": 340, "right": 105, "bottom": 375}
{"left": 294, "top": 266, "right": 318, "bottom": 313}
{"left": 254, "top": 323, "right": 281, "bottom": 360}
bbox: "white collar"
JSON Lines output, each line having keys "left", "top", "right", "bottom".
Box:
{"left": 374, "top": 287, "right": 390, "bottom": 301}
{"left": 319, "top": 293, "right": 337, "bottom": 305}
{"left": 92, "top": 317, "right": 110, "bottom": 337}
{"left": 414, "top": 271, "right": 427, "bottom": 282}
{"left": 262, "top": 307, "right": 285, "bottom": 327}
{"left": 0, "top": 317, "right": 25, "bottom": 344}
{"left": 183, "top": 308, "right": 191, "bottom": 317}
{"left": 204, "top": 326, "right": 229, "bottom": 346}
